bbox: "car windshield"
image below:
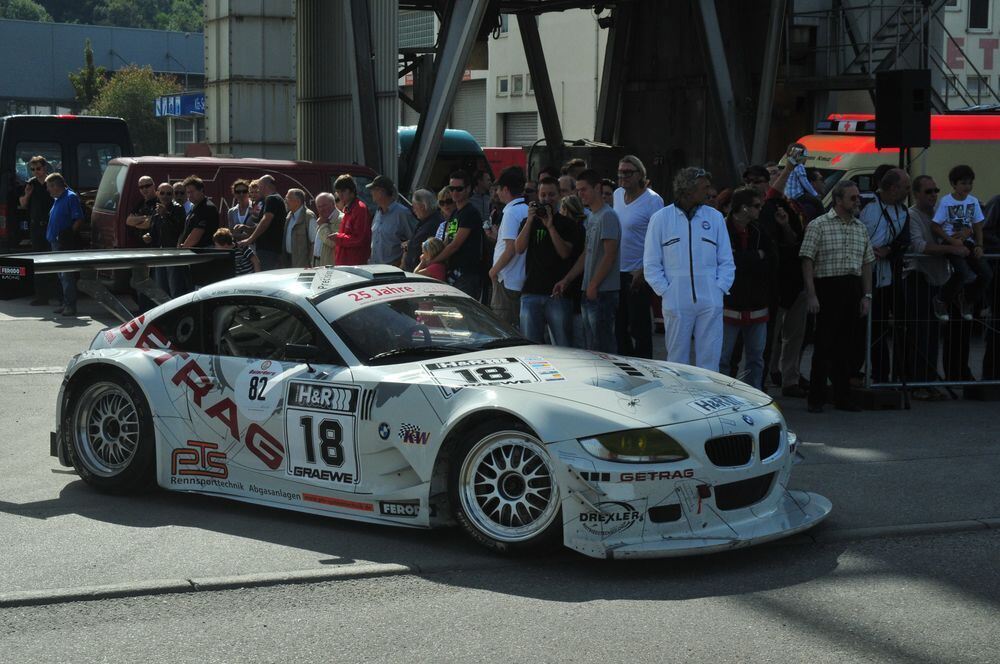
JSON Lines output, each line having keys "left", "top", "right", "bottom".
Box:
{"left": 332, "top": 295, "right": 530, "bottom": 365}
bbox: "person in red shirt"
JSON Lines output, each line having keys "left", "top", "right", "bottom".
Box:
{"left": 332, "top": 174, "right": 371, "bottom": 266}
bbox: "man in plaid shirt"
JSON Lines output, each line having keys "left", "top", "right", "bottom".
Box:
{"left": 800, "top": 180, "right": 875, "bottom": 413}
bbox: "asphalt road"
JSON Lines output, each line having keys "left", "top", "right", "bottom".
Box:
{"left": 2, "top": 530, "right": 998, "bottom": 663}
{"left": 0, "top": 295, "right": 998, "bottom": 662}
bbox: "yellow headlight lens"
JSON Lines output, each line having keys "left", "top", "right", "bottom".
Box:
{"left": 579, "top": 428, "right": 689, "bottom": 463}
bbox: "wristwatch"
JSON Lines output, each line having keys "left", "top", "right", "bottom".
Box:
{"left": 863, "top": 293, "right": 873, "bottom": 300}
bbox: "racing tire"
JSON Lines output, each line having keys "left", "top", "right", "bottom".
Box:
{"left": 449, "top": 419, "right": 562, "bottom": 555}
{"left": 64, "top": 370, "right": 156, "bottom": 494}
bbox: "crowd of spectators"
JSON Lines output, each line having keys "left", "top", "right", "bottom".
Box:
{"left": 21, "top": 150, "right": 1000, "bottom": 406}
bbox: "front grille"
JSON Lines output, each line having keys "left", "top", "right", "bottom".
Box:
{"left": 704, "top": 434, "right": 753, "bottom": 467}
{"left": 759, "top": 425, "right": 781, "bottom": 459}
{"left": 648, "top": 504, "right": 682, "bottom": 523}
{"left": 714, "top": 473, "right": 775, "bottom": 511}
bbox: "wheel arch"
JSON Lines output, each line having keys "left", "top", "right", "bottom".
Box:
{"left": 428, "top": 408, "right": 537, "bottom": 524}
{"left": 58, "top": 357, "right": 161, "bottom": 466}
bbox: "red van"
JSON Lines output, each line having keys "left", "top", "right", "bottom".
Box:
{"left": 90, "top": 156, "right": 378, "bottom": 249}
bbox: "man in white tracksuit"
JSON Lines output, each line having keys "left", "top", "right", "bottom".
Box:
{"left": 644, "top": 167, "right": 736, "bottom": 371}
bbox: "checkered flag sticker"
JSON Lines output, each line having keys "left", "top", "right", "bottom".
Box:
{"left": 398, "top": 423, "right": 420, "bottom": 441}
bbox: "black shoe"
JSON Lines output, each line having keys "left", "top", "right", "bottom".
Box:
{"left": 835, "top": 402, "right": 862, "bottom": 412}
{"left": 29, "top": 297, "right": 49, "bottom": 306}
{"left": 53, "top": 305, "right": 65, "bottom": 313}
{"left": 60, "top": 308, "right": 77, "bottom": 317}
{"left": 798, "top": 377, "right": 810, "bottom": 389}
{"left": 807, "top": 403, "right": 824, "bottom": 413}
{"left": 770, "top": 372, "right": 781, "bottom": 387}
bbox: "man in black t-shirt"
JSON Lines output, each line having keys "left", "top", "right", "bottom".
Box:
{"left": 515, "top": 176, "right": 583, "bottom": 345}
{"left": 239, "top": 174, "right": 285, "bottom": 270}
{"left": 431, "top": 170, "right": 484, "bottom": 300}
{"left": 176, "top": 176, "right": 219, "bottom": 293}
{"left": 18, "top": 156, "right": 57, "bottom": 304}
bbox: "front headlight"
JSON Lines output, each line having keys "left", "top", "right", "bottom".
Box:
{"left": 579, "top": 428, "right": 689, "bottom": 464}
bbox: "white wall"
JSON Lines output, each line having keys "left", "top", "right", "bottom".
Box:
{"left": 941, "top": 0, "right": 1000, "bottom": 107}
{"left": 486, "top": 10, "right": 609, "bottom": 146}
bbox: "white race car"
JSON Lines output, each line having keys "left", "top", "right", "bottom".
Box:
{"left": 51, "top": 265, "right": 831, "bottom": 559}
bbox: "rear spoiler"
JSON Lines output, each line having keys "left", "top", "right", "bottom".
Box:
{"left": 0, "top": 248, "right": 234, "bottom": 322}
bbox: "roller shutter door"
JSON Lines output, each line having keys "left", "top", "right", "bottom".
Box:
{"left": 451, "top": 79, "right": 487, "bottom": 144}
{"left": 503, "top": 112, "right": 538, "bottom": 147}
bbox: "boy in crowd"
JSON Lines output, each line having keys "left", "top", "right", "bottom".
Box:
{"left": 931, "top": 164, "right": 992, "bottom": 321}
{"left": 553, "top": 170, "right": 621, "bottom": 352}
{"left": 213, "top": 227, "right": 261, "bottom": 274}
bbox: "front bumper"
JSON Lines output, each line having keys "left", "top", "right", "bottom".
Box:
{"left": 549, "top": 408, "right": 832, "bottom": 559}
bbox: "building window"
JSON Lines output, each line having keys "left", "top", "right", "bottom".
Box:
{"left": 511, "top": 74, "right": 524, "bottom": 96}
{"left": 498, "top": 14, "right": 509, "bottom": 36}
{"left": 967, "top": 75, "right": 989, "bottom": 103}
{"left": 527, "top": 74, "right": 534, "bottom": 95}
{"left": 944, "top": 0, "right": 958, "bottom": 7}
{"left": 968, "top": 0, "right": 990, "bottom": 31}
{"left": 497, "top": 76, "right": 509, "bottom": 96}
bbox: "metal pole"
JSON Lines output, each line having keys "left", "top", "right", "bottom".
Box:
{"left": 518, "top": 14, "right": 564, "bottom": 167}
{"left": 696, "top": 0, "right": 750, "bottom": 182}
{"left": 751, "top": 0, "right": 787, "bottom": 165}
{"left": 595, "top": 6, "right": 634, "bottom": 144}
{"left": 343, "top": 0, "right": 384, "bottom": 174}
{"left": 402, "top": 0, "right": 490, "bottom": 193}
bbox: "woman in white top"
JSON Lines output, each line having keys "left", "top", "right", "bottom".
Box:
{"left": 227, "top": 179, "right": 255, "bottom": 241}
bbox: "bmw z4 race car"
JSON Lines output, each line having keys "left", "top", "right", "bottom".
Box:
{"left": 51, "top": 265, "right": 831, "bottom": 559}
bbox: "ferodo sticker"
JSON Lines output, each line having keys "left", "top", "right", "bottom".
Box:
{"left": 687, "top": 394, "right": 751, "bottom": 415}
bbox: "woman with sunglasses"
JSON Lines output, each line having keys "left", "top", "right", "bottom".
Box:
{"left": 18, "top": 156, "right": 56, "bottom": 305}
{"left": 435, "top": 186, "right": 456, "bottom": 240}
{"left": 227, "top": 179, "right": 255, "bottom": 241}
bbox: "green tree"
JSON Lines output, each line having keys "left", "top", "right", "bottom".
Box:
{"left": 88, "top": 65, "right": 181, "bottom": 156}
{"left": 68, "top": 39, "right": 108, "bottom": 108}
{"left": 1, "top": 0, "right": 54, "bottom": 21}
{"left": 155, "top": 0, "right": 203, "bottom": 33}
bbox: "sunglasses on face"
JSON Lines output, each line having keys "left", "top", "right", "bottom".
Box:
{"left": 234, "top": 189, "right": 249, "bottom": 194}
{"left": 449, "top": 185, "right": 466, "bottom": 192}
{"left": 923, "top": 188, "right": 940, "bottom": 194}
{"left": 617, "top": 170, "right": 638, "bottom": 177}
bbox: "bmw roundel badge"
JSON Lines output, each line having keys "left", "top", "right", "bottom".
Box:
{"left": 742, "top": 414, "right": 754, "bottom": 426}
{"left": 378, "top": 422, "right": 391, "bottom": 440}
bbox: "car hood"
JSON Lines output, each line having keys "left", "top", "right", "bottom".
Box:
{"left": 370, "top": 345, "right": 773, "bottom": 428}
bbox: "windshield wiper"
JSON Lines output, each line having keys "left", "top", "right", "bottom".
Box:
{"left": 368, "top": 345, "right": 474, "bottom": 364}
{"left": 476, "top": 338, "right": 534, "bottom": 350}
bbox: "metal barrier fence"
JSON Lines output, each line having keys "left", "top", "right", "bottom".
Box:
{"left": 865, "top": 253, "right": 1000, "bottom": 394}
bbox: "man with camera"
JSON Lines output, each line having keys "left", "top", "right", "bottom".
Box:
{"left": 515, "top": 176, "right": 583, "bottom": 346}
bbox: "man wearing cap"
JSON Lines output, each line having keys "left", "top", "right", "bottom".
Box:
{"left": 368, "top": 175, "right": 414, "bottom": 266}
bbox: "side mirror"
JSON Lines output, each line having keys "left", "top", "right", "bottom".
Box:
{"left": 284, "top": 343, "right": 320, "bottom": 362}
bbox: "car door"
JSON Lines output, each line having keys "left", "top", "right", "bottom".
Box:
{"left": 202, "top": 296, "right": 364, "bottom": 495}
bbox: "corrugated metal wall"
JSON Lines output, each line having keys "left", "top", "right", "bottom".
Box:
{"left": 297, "top": 0, "right": 398, "bottom": 179}
{"left": 206, "top": 0, "right": 297, "bottom": 158}
{"left": 0, "top": 19, "right": 204, "bottom": 104}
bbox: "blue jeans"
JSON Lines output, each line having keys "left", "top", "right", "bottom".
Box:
{"left": 720, "top": 321, "right": 768, "bottom": 389}
{"left": 520, "top": 293, "right": 573, "bottom": 346}
{"left": 50, "top": 238, "right": 77, "bottom": 310}
{"left": 582, "top": 291, "right": 619, "bottom": 353}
